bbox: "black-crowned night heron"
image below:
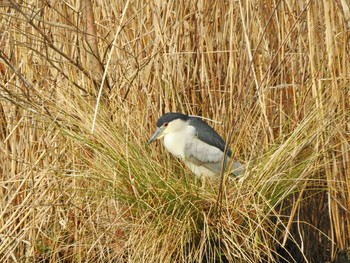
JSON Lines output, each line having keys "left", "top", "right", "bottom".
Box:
{"left": 148, "top": 112, "right": 244, "bottom": 177}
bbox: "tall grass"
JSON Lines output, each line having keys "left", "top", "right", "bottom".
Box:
{"left": 0, "top": 0, "right": 349, "bottom": 262}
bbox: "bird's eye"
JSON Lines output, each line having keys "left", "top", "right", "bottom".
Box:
{"left": 164, "top": 122, "right": 169, "bottom": 127}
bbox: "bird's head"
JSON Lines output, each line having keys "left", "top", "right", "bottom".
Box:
{"left": 147, "top": 112, "right": 189, "bottom": 144}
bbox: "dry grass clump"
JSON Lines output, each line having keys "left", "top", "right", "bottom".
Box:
{"left": 0, "top": 0, "right": 349, "bottom": 262}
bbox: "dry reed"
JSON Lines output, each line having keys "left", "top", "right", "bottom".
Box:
{"left": 0, "top": 0, "right": 349, "bottom": 262}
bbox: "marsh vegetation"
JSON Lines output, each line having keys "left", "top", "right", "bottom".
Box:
{"left": 0, "top": 0, "right": 349, "bottom": 262}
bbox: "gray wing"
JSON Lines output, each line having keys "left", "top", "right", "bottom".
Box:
{"left": 186, "top": 117, "right": 244, "bottom": 175}
{"left": 184, "top": 137, "right": 229, "bottom": 174}
{"left": 188, "top": 117, "right": 232, "bottom": 156}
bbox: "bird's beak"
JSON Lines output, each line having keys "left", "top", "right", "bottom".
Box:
{"left": 147, "top": 127, "right": 164, "bottom": 144}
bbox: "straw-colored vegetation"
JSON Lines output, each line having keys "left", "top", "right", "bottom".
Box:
{"left": 0, "top": 0, "right": 349, "bottom": 262}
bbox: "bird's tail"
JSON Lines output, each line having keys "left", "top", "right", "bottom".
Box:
{"left": 230, "top": 160, "right": 245, "bottom": 176}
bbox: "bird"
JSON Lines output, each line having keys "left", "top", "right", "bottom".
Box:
{"left": 148, "top": 112, "right": 244, "bottom": 177}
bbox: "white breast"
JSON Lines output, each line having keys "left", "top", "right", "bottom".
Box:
{"left": 163, "top": 125, "right": 195, "bottom": 159}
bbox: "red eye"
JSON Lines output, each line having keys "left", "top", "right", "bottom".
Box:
{"left": 164, "top": 122, "right": 169, "bottom": 127}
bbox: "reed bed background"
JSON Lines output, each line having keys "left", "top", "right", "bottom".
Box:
{"left": 0, "top": 0, "right": 349, "bottom": 262}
